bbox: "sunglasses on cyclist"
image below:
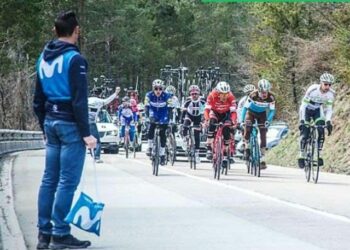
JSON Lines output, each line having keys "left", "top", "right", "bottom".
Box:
{"left": 191, "top": 93, "right": 199, "bottom": 96}
{"left": 323, "top": 82, "right": 332, "bottom": 86}
{"left": 154, "top": 87, "right": 163, "bottom": 91}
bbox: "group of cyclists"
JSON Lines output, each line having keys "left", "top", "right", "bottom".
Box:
{"left": 141, "top": 77, "right": 277, "bottom": 169}
{"left": 91, "top": 71, "right": 336, "bottom": 175}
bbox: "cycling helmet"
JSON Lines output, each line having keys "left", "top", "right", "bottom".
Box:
{"left": 165, "top": 85, "right": 176, "bottom": 95}
{"left": 320, "top": 72, "right": 335, "bottom": 84}
{"left": 243, "top": 84, "right": 256, "bottom": 94}
{"left": 189, "top": 85, "right": 200, "bottom": 94}
{"left": 258, "top": 79, "right": 271, "bottom": 92}
{"left": 152, "top": 79, "right": 164, "bottom": 89}
{"left": 216, "top": 81, "right": 230, "bottom": 93}
{"left": 122, "top": 96, "right": 130, "bottom": 102}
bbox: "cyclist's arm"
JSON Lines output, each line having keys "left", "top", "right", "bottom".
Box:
{"left": 144, "top": 94, "right": 150, "bottom": 118}
{"left": 324, "top": 98, "right": 334, "bottom": 122}
{"left": 267, "top": 98, "right": 276, "bottom": 122}
{"left": 204, "top": 94, "right": 213, "bottom": 121}
{"left": 229, "top": 94, "right": 237, "bottom": 124}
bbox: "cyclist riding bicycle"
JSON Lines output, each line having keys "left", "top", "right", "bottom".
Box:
{"left": 298, "top": 72, "right": 335, "bottom": 169}
{"left": 204, "top": 81, "right": 237, "bottom": 168}
{"left": 241, "top": 79, "right": 276, "bottom": 169}
{"left": 237, "top": 84, "right": 256, "bottom": 123}
{"left": 181, "top": 85, "right": 206, "bottom": 164}
{"left": 118, "top": 96, "right": 137, "bottom": 146}
{"left": 145, "top": 79, "right": 173, "bottom": 165}
{"left": 165, "top": 85, "right": 181, "bottom": 125}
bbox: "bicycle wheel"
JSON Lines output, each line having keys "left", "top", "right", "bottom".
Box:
{"left": 215, "top": 137, "right": 222, "bottom": 180}
{"left": 152, "top": 135, "right": 160, "bottom": 176}
{"left": 133, "top": 133, "right": 137, "bottom": 158}
{"left": 304, "top": 142, "right": 311, "bottom": 182}
{"left": 312, "top": 139, "right": 320, "bottom": 184}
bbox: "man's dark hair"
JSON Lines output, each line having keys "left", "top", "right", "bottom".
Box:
{"left": 54, "top": 11, "right": 79, "bottom": 37}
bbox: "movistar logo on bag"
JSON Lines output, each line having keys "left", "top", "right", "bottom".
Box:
{"left": 39, "top": 55, "right": 63, "bottom": 79}
{"left": 65, "top": 192, "right": 105, "bottom": 236}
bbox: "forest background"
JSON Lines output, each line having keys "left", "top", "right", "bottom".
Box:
{"left": 1, "top": 0, "right": 349, "bottom": 173}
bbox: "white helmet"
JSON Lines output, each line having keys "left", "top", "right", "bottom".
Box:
{"left": 189, "top": 85, "right": 200, "bottom": 94}
{"left": 216, "top": 81, "right": 230, "bottom": 93}
{"left": 320, "top": 73, "right": 334, "bottom": 84}
{"left": 165, "top": 85, "right": 176, "bottom": 94}
{"left": 258, "top": 79, "right": 271, "bottom": 92}
{"left": 152, "top": 79, "right": 164, "bottom": 89}
{"left": 243, "top": 84, "right": 256, "bottom": 94}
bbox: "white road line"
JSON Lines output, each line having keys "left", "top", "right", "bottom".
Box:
{"left": 118, "top": 155, "right": 350, "bottom": 224}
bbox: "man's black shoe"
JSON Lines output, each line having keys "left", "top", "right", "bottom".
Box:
{"left": 298, "top": 158, "right": 305, "bottom": 169}
{"left": 50, "top": 234, "right": 91, "bottom": 249}
{"left": 37, "top": 232, "right": 51, "bottom": 249}
{"left": 160, "top": 155, "right": 166, "bottom": 166}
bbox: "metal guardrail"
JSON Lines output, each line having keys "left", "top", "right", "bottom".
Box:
{"left": 0, "top": 129, "right": 44, "bottom": 157}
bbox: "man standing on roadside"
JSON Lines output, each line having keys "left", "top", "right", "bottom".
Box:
{"left": 33, "top": 11, "right": 96, "bottom": 249}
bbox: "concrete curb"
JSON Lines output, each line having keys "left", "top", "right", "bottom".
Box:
{"left": 0, "top": 154, "right": 27, "bottom": 250}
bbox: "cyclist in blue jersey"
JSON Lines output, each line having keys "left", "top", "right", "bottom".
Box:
{"left": 145, "top": 79, "right": 172, "bottom": 165}
{"left": 241, "top": 79, "right": 276, "bottom": 169}
{"left": 118, "top": 96, "right": 137, "bottom": 145}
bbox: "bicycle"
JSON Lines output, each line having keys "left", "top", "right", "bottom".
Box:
{"left": 303, "top": 122, "right": 326, "bottom": 184}
{"left": 184, "top": 124, "right": 202, "bottom": 170}
{"left": 151, "top": 123, "right": 162, "bottom": 176}
{"left": 245, "top": 120, "right": 264, "bottom": 177}
{"left": 212, "top": 122, "right": 233, "bottom": 180}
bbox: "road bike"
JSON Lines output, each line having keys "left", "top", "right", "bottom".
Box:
{"left": 245, "top": 120, "right": 264, "bottom": 177}
{"left": 184, "top": 124, "right": 202, "bottom": 170}
{"left": 304, "top": 123, "right": 326, "bottom": 184}
{"left": 212, "top": 122, "right": 233, "bottom": 180}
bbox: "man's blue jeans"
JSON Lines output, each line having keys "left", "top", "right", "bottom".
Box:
{"left": 89, "top": 123, "right": 101, "bottom": 159}
{"left": 38, "top": 119, "right": 86, "bottom": 236}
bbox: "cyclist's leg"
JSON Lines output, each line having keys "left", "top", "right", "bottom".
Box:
{"left": 257, "top": 112, "right": 267, "bottom": 169}
{"left": 147, "top": 123, "right": 156, "bottom": 156}
{"left": 119, "top": 125, "right": 125, "bottom": 144}
{"left": 298, "top": 108, "right": 312, "bottom": 168}
{"left": 182, "top": 115, "right": 192, "bottom": 150}
{"left": 315, "top": 108, "right": 325, "bottom": 165}
{"left": 129, "top": 125, "right": 135, "bottom": 142}
{"left": 159, "top": 124, "right": 168, "bottom": 165}
{"left": 206, "top": 111, "right": 218, "bottom": 160}
{"left": 193, "top": 115, "right": 202, "bottom": 163}
{"left": 243, "top": 111, "right": 254, "bottom": 159}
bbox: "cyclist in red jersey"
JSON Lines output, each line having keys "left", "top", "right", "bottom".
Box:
{"left": 204, "top": 81, "right": 237, "bottom": 167}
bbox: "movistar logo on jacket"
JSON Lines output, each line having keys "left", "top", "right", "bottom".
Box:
{"left": 37, "top": 50, "right": 78, "bottom": 102}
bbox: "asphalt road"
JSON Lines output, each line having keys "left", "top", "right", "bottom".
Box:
{"left": 12, "top": 148, "right": 350, "bottom": 250}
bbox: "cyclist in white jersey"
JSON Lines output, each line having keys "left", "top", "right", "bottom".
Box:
{"left": 298, "top": 72, "right": 336, "bottom": 168}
